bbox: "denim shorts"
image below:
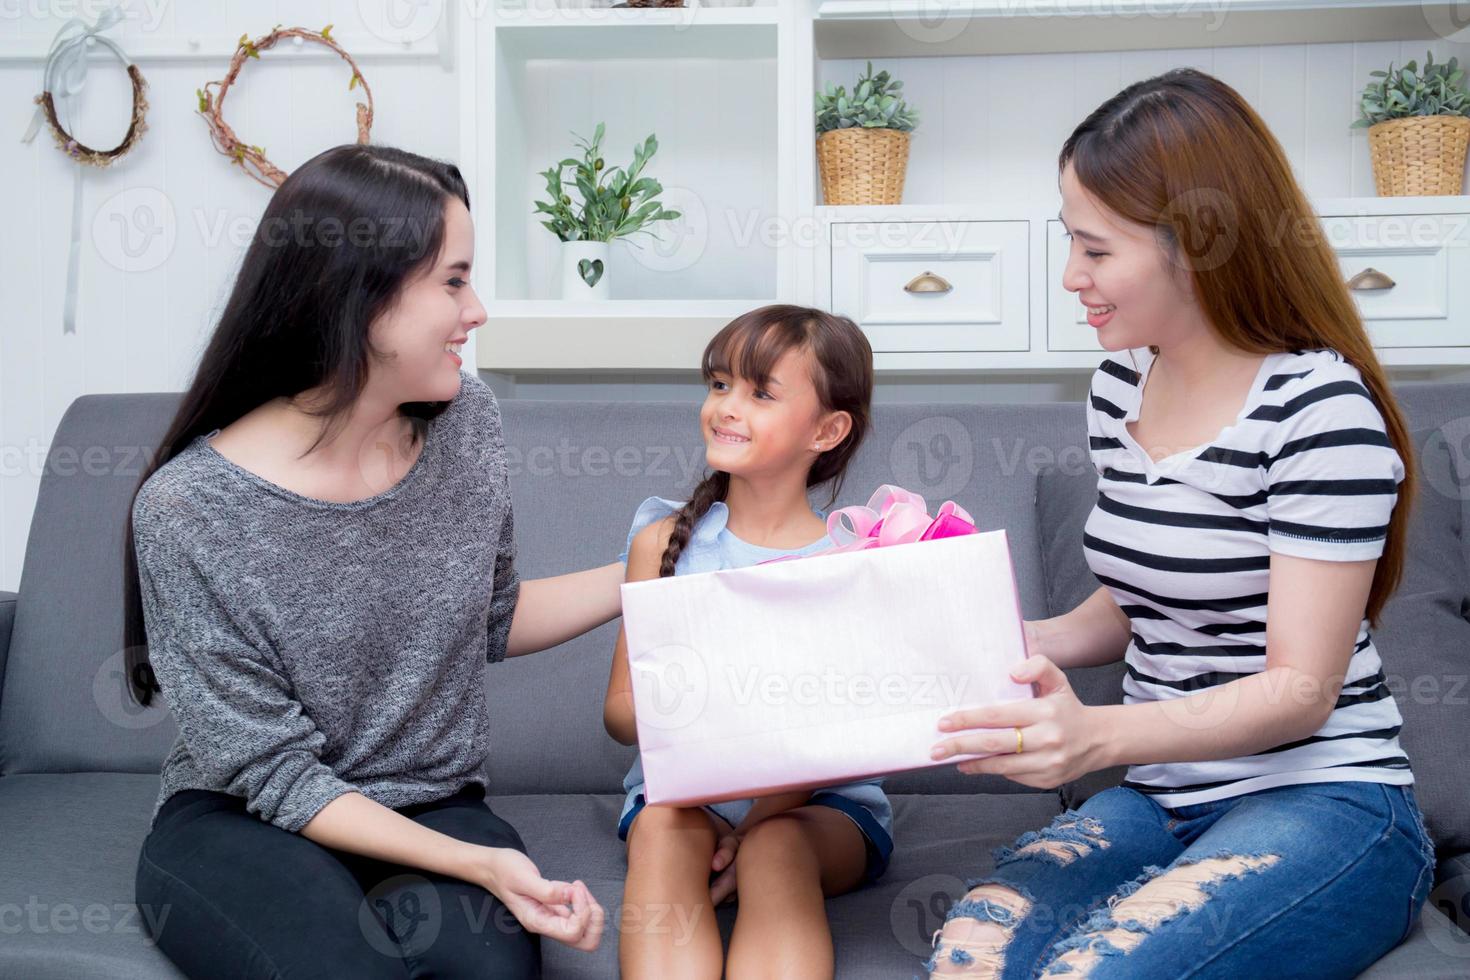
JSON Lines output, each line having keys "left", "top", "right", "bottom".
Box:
{"left": 618, "top": 751, "right": 894, "bottom": 883}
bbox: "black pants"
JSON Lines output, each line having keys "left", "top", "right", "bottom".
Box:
{"left": 135, "top": 783, "right": 541, "bottom": 979}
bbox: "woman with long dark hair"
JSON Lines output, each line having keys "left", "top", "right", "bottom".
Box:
{"left": 126, "top": 144, "right": 611, "bottom": 977}
{"left": 926, "top": 69, "right": 1434, "bottom": 977}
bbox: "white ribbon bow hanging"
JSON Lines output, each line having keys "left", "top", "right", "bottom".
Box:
{"left": 20, "top": 1, "right": 132, "bottom": 335}
{"left": 21, "top": 4, "right": 129, "bottom": 145}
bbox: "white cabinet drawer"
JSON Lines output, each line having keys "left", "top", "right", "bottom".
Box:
{"left": 1322, "top": 213, "right": 1470, "bottom": 348}
{"left": 1045, "top": 219, "right": 1102, "bottom": 352}
{"left": 829, "top": 220, "right": 1029, "bottom": 352}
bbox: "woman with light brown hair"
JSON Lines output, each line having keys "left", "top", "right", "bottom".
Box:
{"left": 926, "top": 68, "right": 1434, "bottom": 978}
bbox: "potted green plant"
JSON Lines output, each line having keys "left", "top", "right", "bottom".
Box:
{"left": 1354, "top": 50, "right": 1470, "bottom": 196}
{"left": 534, "top": 123, "right": 681, "bottom": 300}
{"left": 815, "top": 61, "right": 920, "bottom": 206}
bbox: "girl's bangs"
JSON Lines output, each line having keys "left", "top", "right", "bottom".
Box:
{"left": 702, "top": 317, "right": 806, "bottom": 389}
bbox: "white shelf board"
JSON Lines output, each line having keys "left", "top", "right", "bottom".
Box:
{"left": 0, "top": 33, "right": 447, "bottom": 64}
{"left": 820, "top": 0, "right": 1440, "bottom": 16}
{"left": 491, "top": 5, "right": 780, "bottom": 28}
{"left": 1305, "top": 194, "right": 1470, "bottom": 214}
{"left": 494, "top": 12, "right": 777, "bottom": 60}
{"left": 814, "top": 0, "right": 1463, "bottom": 57}
{"left": 478, "top": 299, "right": 770, "bottom": 372}
{"left": 817, "top": 195, "right": 1470, "bottom": 218}
{"left": 478, "top": 345, "right": 1470, "bottom": 375}
{"left": 869, "top": 348, "right": 1470, "bottom": 372}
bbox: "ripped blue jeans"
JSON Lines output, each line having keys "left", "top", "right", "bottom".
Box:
{"left": 927, "top": 780, "right": 1435, "bottom": 979}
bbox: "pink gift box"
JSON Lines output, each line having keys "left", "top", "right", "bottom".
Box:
{"left": 620, "top": 525, "right": 1035, "bottom": 807}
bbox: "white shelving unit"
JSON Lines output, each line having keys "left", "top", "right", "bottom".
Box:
{"left": 469, "top": 0, "right": 1470, "bottom": 376}
{"left": 475, "top": 299, "right": 772, "bottom": 371}
{"left": 466, "top": 0, "right": 797, "bottom": 372}
{"left": 813, "top": 0, "right": 1470, "bottom": 57}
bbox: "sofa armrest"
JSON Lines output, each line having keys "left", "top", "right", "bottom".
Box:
{"left": 0, "top": 590, "right": 14, "bottom": 705}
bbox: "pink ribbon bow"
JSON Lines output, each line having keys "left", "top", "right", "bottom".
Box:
{"left": 761, "top": 485, "right": 977, "bottom": 564}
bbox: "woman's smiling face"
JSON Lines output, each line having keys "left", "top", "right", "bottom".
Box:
{"left": 700, "top": 344, "right": 843, "bottom": 479}
{"left": 1058, "top": 161, "right": 1200, "bottom": 352}
{"left": 368, "top": 196, "right": 486, "bottom": 405}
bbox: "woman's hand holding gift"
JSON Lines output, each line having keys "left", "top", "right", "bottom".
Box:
{"left": 929, "top": 649, "right": 1111, "bottom": 790}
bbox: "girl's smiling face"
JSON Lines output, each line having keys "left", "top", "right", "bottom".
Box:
{"left": 700, "top": 344, "right": 850, "bottom": 479}
{"left": 1058, "top": 161, "right": 1201, "bottom": 351}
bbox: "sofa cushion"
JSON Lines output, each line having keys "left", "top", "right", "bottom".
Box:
{"left": 0, "top": 773, "right": 186, "bottom": 980}
{"left": 2, "top": 380, "right": 1465, "bottom": 813}
{"left": 1359, "top": 911, "right": 1470, "bottom": 979}
{"left": 0, "top": 591, "right": 16, "bottom": 707}
{"left": 0, "top": 770, "right": 1061, "bottom": 980}
{"left": 2, "top": 773, "right": 1456, "bottom": 979}
{"left": 1373, "top": 427, "right": 1470, "bottom": 862}
{"left": 1395, "top": 382, "right": 1470, "bottom": 574}
{"left": 0, "top": 395, "right": 183, "bottom": 778}
{"left": 1, "top": 394, "right": 1071, "bottom": 799}
{"left": 1032, "top": 447, "right": 1131, "bottom": 808}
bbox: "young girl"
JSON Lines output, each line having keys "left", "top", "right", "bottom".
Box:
{"left": 603, "top": 305, "right": 893, "bottom": 978}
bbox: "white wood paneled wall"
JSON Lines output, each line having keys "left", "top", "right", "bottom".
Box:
{"left": 1, "top": 1, "right": 457, "bottom": 590}
{"left": 4, "top": 5, "right": 1470, "bottom": 589}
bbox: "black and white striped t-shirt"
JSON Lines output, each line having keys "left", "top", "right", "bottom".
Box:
{"left": 1084, "top": 345, "right": 1412, "bottom": 808}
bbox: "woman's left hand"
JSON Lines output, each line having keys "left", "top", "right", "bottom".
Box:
{"left": 929, "top": 654, "right": 1109, "bottom": 790}
{"left": 479, "top": 848, "right": 606, "bottom": 952}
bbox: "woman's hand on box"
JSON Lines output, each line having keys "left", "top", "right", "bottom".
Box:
{"left": 929, "top": 654, "right": 1107, "bottom": 790}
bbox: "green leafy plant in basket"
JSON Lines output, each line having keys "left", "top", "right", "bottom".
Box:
{"left": 814, "top": 61, "right": 920, "bottom": 134}
{"left": 1352, "top": 51, "right": 1470, "bottom": 196}
{"left": 1354, "top": 51, "right": 1469, "bottom": 127}
{"left": 814, "top": 62, "right": 919, "bottom": 206}
{"left": 533, "top": 123, "right": 681, "bottom": 288}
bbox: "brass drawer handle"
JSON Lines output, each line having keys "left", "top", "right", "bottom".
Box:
{"left": 904, "top": 271, "right": 952, "bottom": 294}
{"left": 1347, "top": 267, "right": 1395, "bottom": 291}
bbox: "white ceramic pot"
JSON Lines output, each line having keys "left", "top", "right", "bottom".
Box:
{"left": 560, "top": 240, "right": 611, "bottom": 301}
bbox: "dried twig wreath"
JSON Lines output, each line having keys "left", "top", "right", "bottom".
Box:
{"left": 29, "top": 62, "right": 148, "bottom": 166}
{"left": 196, "top": 24, "right": 374, "bottom": 189}
{"left": 22, "top": 6, "right": 149, "bottom": 166}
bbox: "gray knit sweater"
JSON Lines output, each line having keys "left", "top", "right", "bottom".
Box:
{"left": 131, "top": 372, "right": 520, "bottom": 833}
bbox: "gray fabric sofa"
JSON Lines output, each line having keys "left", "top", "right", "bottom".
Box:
{"left": 3, "top": 381, "right": 1469, "bottom": 979}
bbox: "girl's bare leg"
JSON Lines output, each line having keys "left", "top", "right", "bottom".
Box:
{"left": 725, "top": 805, "right": 869, "bottom": 980}
{"left": 620, "top": 804, "right": 731, "bottom": 980}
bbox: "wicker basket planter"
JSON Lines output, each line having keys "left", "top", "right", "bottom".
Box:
{"left": 817, "top": 127, "right": 911, "bottom": 206}
{"left": 1367, "top": 114, "right": 1470, "bottom": 196}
